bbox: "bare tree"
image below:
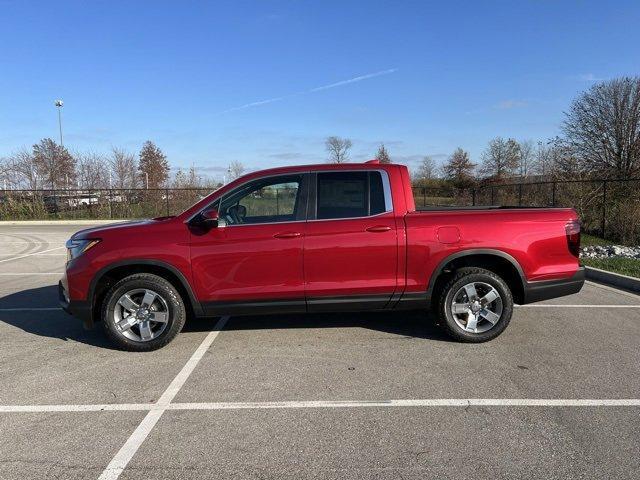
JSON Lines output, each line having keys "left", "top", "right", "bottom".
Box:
{"left": 32, "top": 138, "right": 76, "bottom": 189}
{"left": 110, "top": 148, "right": 138, "bottom": 189}
{"left": 325, "top": 136, "right": 352, "bottom": 163}
{"left": 480, "top": 137, "right": 520, "bottom": 180}
{"left": 0, "top": 157, "right": 8, "bottom": 190}
{"left": 138, "top": 141, "right": 169, "bottom": 188}
{"left": 173, "top": 166, "right": 202, "bottom": 188}
{"left": 443, "top": 148, "right": 476, "bottom": 187}
{"left": 229, "top": 160, "right": 245, "bottom": 180}
{"left": 77, "top": 152, "right": 109, "bottom": 190}
{"left": 375, "top": 144, "right": 391, "bottom": 163}
{"left": 545, "top": 136, "right": 586, "bottom": 179}
{"left": 531, "top": 141, "right": 551, "bottom": 177}
{"left": 415, "top": 156, "right": 436, "bottom": 180}
{"left": 3, "top": 149, "right": 40, "bottom": 189}
{"left": 562, "top": 76, "right": 640, "bottom": 178}
{"left": 518, "top": 140, "right": 535, "bottom": 177}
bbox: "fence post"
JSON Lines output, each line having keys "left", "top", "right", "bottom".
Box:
{"left": 490, "top": 186, "right": 495, "bottom": 206}
{"left": 423, "top": 187, "right": 426, "bottom": 207}
{"left": 108, "top": 188, "right": 113, "bottom": 219}
{"left": 552, "top": 182, "right": 556, "bottom": 207}
{"left": 518, "top": 183, "right": 522, "bottom": 207}
{"left": 53, "top": 186, "right": 58, "bottom": 219}
{"left": 472, "top": 188, "right": 476, "bottom": 206}
{"left": 165, "top": 188, "right": 170, "bottom": 216}
{"left": 601, "top": 180, "right": 607, "bottom": 239}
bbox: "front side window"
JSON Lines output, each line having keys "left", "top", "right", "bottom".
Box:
{"left": 219, "top": 174, "right": 303, "bottom": 225}
{"left": 316, "top": 171, "right": 390, "bottom": 220}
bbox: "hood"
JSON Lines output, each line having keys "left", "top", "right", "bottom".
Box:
{"left": 71, "top": 217, "right": 174, "bottom": 239}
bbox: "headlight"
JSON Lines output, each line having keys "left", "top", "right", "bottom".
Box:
{"left": 66, "top": 238, "right": 101, "bottom": 262}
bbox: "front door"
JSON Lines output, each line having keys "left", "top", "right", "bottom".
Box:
{"left": 304, "top": 170, "right": 399, "bottom": 311}
{"left": 190, "top": 173, "right": 308, "bottom": 315}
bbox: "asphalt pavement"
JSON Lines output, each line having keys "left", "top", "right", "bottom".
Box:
{"left": 0, "top": 223, "right": 639, "bottom": 479}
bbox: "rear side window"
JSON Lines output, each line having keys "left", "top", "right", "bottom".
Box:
{"left": 369, "top": 171, "right": 386, "bottom": 215}
{"left": 316, "top": 171, "right": 389, "bottom": 220}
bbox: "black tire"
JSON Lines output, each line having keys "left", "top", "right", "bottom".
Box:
{"left": 101, "top": 273, "right": 186, "bottom": 351}
{"left": 437, "top": 267, "right": 513, "bottom": 343}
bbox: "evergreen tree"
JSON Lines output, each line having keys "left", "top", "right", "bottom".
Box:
{"left": 138, "top": 141, "right": 169, "bottom": 188}
{"left": 443, "top": 148, "right": 476, "bottom": 187}
{"left": 32, "top": 138, "right": 76, "bottom": 189}
{"left": 375, "top": 144, "right": 391, "bottom": 163}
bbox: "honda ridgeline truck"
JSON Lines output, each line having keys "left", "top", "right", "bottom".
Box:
{"left": 60, "top": 161, "right": 584, "bottom": 351}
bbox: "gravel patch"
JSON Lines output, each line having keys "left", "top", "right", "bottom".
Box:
{"left": 581, "top": 245, "right": 640, "bottom": 259}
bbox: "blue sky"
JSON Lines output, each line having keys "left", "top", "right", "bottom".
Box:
{"left": 1, "top": 0, "right": 639, "bottom": 178}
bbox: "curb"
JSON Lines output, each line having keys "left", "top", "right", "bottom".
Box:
{"left": 585, "top": 266, "right": 640, "bottom": 294}
{"left": 0, "top": 220, "right": 133, "bottom": 225}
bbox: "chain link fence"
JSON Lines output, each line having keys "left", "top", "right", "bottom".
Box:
{"left": 0, "top": 188, "right": 212, "bottom": 221}
{"left": 2, "top": 179, "right": 639, "bottom": 244}
{"left": 412, "top": 178, "right": 640, "bottom": 245}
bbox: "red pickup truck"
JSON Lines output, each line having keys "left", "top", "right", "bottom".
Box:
{"left": 60, "top": 161, "right": 584, "bottom": 351}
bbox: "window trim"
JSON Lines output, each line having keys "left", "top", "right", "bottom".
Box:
{"left": 308, "top": 169, "right": 394, "bottom": 222}
{"left": 187, "top": 173, "right": 309, "bottom": 227}
{"left": 187, "top": 168, "right": 393, "bottom": 226}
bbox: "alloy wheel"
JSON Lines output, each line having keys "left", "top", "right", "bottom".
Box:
{"left": 113, "top": 288, "right": 169, "bottom": 342}
{"left": 450, "top": 281, "right": 503, "bottom": 333}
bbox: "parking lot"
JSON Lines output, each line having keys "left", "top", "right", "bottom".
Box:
{"left": 0, "top": 223, "right": 639, "bottom": 479}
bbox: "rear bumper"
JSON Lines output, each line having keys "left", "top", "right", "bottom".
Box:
{"left": 521, "top": 266, "right": 585, "bottom": 304}
{"left": 59, "top": 279, "right": 93, "bottom": 329}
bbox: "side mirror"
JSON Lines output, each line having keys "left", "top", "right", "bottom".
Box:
{"left": 200, "top": 207, "right": 221, "bottom": 227}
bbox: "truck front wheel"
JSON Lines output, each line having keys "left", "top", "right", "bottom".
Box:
{"left": 437, "top": 267, "right": 513, "bottom": 342}
{"left": 101, "top": 273, "right": 186, "bottom": 351}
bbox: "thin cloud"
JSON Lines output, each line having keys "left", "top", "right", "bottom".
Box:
{"left": 308, "top": 68, "right": 398, "bottom": 93}
{"left": 220, "top": 68, "right": 398, "bottom": 113}
{"left": 222, "top": 96, "right": 286, "bottom": 113}
{"left": 577, "top": 73, "right": 603, "bottom": 82}
{"left": 494, "top": 99, "right": 528, "bottom": 110}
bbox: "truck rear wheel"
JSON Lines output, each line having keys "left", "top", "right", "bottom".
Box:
{"left": 437, "top": 267, "right": 513, "bottom": 342}
{"left": 101, "top": 273, "right": 186, "bottom": 351}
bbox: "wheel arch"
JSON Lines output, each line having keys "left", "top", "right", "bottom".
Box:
{"left": 89, "top": 260, "right": 204, "bottom": 326}
{"left": 427, "top": 249, "right": 526, "bottom": 304}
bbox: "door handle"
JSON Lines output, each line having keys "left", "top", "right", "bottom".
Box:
{"left": 366, "top": 225, "right": 392, "bottom": 233}
{"left": 273, "top": 232, "right": 302, "bottom": 239}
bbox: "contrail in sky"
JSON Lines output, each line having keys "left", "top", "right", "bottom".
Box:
{"left": 308, "top": 68, "right": 397, "bottom": 92}
{"left": 221, "top": 68, "right": 398, "bottom": 113}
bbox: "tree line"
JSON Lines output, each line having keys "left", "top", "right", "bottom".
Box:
{"left": 0, "top": 140, "right": 219, "bottom": 191}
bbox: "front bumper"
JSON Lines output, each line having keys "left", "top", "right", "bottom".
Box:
{"left": 59, "top": 279, "right": 93, "bottom": 329}
{"left": 521, "top": 266, "right": 585, "bottom": 304}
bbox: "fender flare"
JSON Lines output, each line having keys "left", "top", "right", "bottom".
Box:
{"left": 425, "top": 248, "right": 526, "bottom": 296}
{"left": 88, "top": 259, "right": 204, "bottom": 318}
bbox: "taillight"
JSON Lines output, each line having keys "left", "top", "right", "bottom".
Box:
{"left": 565, "top": 220, "right": 581, "bottom": 258}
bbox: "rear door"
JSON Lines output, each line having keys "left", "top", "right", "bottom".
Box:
{"left": 304, "top": 170, "right": 399, "bottom": 311}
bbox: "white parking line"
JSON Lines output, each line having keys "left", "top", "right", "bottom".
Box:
{"left": 97, "top": 315, "right": 229, "bottom": 480}
{"left": 0, "top": 246, "right": 65, "bottom": 264}
{"left": 0, "top": 307, "right": 60, "bottom": 312}
{"left": 0, "top": 253, "right": 66, "bottom": 257}
{"left": 517, "top": 304, "right": 640, "bottom": 308}
{"left": 0, "top": 273, "right": 63, "bottom": 276}
{"left": 0, "top": 242, "right": 57, "bottom": 245}
{"left": 2, "top": 398, "right": 639, "bottom": 413}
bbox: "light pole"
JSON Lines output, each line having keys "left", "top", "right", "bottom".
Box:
{"left": 54, "top": 100, "right": 64, "bottom": 147}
